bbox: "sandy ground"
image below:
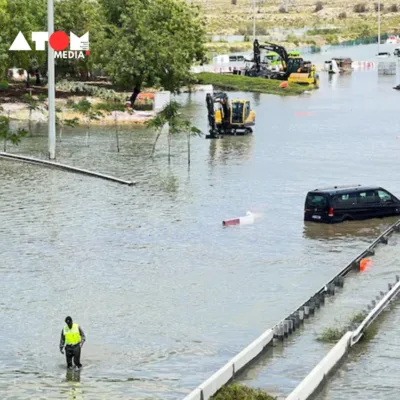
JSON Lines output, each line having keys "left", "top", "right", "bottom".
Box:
{"left": 195, "top": 0, "right": 400, "bottom": 35}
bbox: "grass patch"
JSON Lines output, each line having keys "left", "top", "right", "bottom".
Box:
{"left": 194, "top": 73, "right": 309, "bottom": 95}
{"left": 318, "top": 311, "right": 369, "bottom": 343}
{"left": 210, "top": 383, "right": 276, "bottom": 400}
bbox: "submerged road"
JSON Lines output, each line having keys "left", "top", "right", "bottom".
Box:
{"left": 2, "top": 46, "right": 400, "bottom": 398}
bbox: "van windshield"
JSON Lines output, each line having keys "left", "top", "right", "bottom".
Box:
{"left": 306, "top": 193, "right": 328, "bottom": 208}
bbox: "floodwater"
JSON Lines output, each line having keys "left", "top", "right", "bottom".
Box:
{"left": 1, "top": 45, "right": 400, "bottom": 399}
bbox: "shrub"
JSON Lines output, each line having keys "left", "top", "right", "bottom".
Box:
{"left": 354, "top": 3, "right": 368, "bottom": 13}
{"left": 389, "top": 4, "right": 399, "bottom": 12}
{"left": 314, "top": 1, "right": 323, "bottom": 12}
{"left": 338, "top": 11, "right": 347, "bottom": 19}
{"left": 0, "top": 81, "right": 8, "bottom": 91}
{"left": 374, "top": 2, "right": 384, "bottom": 11}
{"left": 279, "top": 5, "right": 287, "bottom": 13}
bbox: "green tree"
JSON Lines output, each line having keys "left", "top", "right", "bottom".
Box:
{"left": 98, "top": 0, "right": 205, "bottom": 106}
{"left": 5, "top": 0, "right": 47, "bottom": 86}
{"left": 71, "top": 99, "right": 103, "bottom": 146}
{"left": 0, "top": 106, "right": 28, "bottom": 152}
{"left": 55, "top": 106, "right": 79, "bottom": 142}
{"left": 54, "top": 0, "right": 106, "bottom": 79}
{"left": 0, "top": 0, "right": 10, "bottom": 78}
{"left": 147, "top": 101, "right": 202, "bottom": 165}
{"left": 22, "top": 94, "right": 40, "bottom": 134}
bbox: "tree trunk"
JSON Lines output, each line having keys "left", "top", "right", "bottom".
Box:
{"left": 86, "top": 119, "right": 90, "bottom": 147}
{"left": 29, "top": 109, "right": 32, "bottom": 135}
{"left": 187, "top": 133, "right": 191, "bottom": 166}
{"left": 151, "top": 131, "right": 162, "bottom": 159}
{"left": 115, "top": 111, "right": 120, "bottom": 153}
{"left": 130, "top": 87, "right": 141, "bottom": 108}
{"left": 168, "top": 131, "right": 171, "bottom": 164}
{"left": 35, "top": 69, "right": 41, "bottom": 85}
{"left": 26, "top": 71, "right": 30, "bottom": 88}
{"left": 59, "top": 109, "right": 63, "bottom": 142}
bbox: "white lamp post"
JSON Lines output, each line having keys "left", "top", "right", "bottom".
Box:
{"left": 48, "top": 0, "right": 56, "bottom": 160}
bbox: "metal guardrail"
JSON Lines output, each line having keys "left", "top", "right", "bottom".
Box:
{"left": 286, "top": 273, "right": 400, "bottom": 400}
{"left": 351, "top": 275, "right": 400, "bottom": 345}
{"left": 271, "top": 219, "right": 400, "bottom": 340}
{"left": 183, "top": 218, "right": 400, "bottom": 400}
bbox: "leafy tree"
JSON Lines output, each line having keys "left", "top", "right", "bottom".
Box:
{"left": 0, "top": 0, "right": 10, "bottom": 78}
{"left": 55, "top": 106, "right": 79, "bottom": 142}
{"left": 71, "top": 99, "right": 103, "bottom": 146}
{"left": 0, "top": 106, "right": 28, "bottom": 151}
{"left": 22, "top": 94, "right": 41, "bottom": 134}
{"left": 54, "top": 0, "right": 106, "bottom": 79}
{"left": 98, "top": 0, "right": 206, "bottom": 106}
{"left": 5, "top": 0, "right": 47, "bottom": 86}
{"left": 94, "top": 102, "right": 131, "bottom": 152}
{"left": 147, "top": 101, "right": 202, "bottom": 165}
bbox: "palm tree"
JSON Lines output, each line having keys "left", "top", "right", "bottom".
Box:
{"left": 22, "top": 94, "right": 40, "bottom": 135}
{"left": 71, "top": 99, "right": 103, "bottom": 146}
{"left": 0, "top": 107, "right": 28, "bottom": 152}
{"left": 147, "top": 101, "right": 202, "bottom": 165}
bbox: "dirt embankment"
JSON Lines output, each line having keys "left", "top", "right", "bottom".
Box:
{"left": 0, "top": 83, "right": 154, "bottom": 125}
{"left": 196, "top": 0, "right": 400, "bottom": 38}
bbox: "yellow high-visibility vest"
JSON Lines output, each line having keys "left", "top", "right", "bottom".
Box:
{"left": 64, "top": 323, "right": 81, "bottom": 345}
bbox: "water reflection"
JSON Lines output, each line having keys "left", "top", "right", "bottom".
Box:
{"left": 328, "top": 73, "right": 338, "bottom": 89}
{"left": 66, "top": 368, "right": 81, "bottom": 383}
{"left": 252, "top": 92, "right": 261, "bottom": 107}
{"left": 208, "top": 136, "right": 254, "bottom": 165}
{"left": 303, "top": 217, "right": 399, "bottom": 241}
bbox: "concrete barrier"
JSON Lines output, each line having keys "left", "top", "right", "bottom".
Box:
{"left": 198, "top": 361, "right": 234, "bottom": 399}
{"left": 183, "top": 329, "right": 273, "bottom": 400}
{"left": 231, "top": 329, "right": 273, "bottom": 374}
{"left": 182, "top": 388, "right": 201, "bottom": 400}
{"left": 182, "top": 219, "right": 400, "bottom": 400}
{"left": 285, "top": 332, "right": 352, "bottom": 400}
{"left": 0, "top": 152, "right": 135, "bottom": 186}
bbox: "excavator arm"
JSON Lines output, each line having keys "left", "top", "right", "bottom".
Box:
{"left": 259, "top": 42, "right": 289, "bottom": 66}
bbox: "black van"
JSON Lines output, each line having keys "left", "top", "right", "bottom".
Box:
{"left": 304, "top": 185, "right": 400, "bottom": 223}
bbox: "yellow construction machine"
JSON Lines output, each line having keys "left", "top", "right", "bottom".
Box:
{"left": 206, "top": 92, "right": 255, "bottom": 139}
{"left": 245, "top": 40, "right": 319, "bottom": 88}
{"left": 288, "top": 61, "right": 319, "bottom": 87}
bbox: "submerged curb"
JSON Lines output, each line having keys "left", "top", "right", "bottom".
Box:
{"left": 0, "top": 152, "right": 135, "bottom": 186}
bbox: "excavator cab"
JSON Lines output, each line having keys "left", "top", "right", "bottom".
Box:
{"left": 206, "top": 93, "right": 255, "bottom": 139}
{"left": 288, "top": 59, "right": 319, "bottom": 87}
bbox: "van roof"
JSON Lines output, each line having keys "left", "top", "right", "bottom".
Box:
{"left": 310, "top": 185, "right": 381, "bottom": 195}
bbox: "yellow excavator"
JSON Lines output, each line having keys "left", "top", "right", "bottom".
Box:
{"left": 245, "top": 40, "right": 319, "bottom": 88}
{"left": 206, "top": 92, "right": 255, "bottom": 139}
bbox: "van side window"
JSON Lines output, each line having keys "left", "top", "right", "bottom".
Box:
{"left": 335, "top": 193, "right": 357, "bottom": 205}
{"left": 357, "top": 190, "right": 379, "bottom": 203}
{"left": 377, "top": 190, "right": 392, "bottom": 202}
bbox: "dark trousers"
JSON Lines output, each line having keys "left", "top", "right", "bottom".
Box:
{"left": 65, "top": 344, "right": 81, "bottom": 368}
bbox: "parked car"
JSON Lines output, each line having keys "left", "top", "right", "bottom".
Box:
{"left": 304, "top": 185, "right": 400, "bottom": 223}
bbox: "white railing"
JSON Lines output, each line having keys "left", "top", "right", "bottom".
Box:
{"left": 182, "top": 219, "right": 400, "bottom": 400}
{"left": 285, "top": 274, "right": 400, "bottom": 400}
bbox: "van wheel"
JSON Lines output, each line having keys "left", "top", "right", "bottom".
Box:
{"left": 343, "top": 216, "right": 353, "bottom": 222}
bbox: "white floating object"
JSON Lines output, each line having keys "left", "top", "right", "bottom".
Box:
{"left": 223, "top": 211, "right": 254, "bottom": 226}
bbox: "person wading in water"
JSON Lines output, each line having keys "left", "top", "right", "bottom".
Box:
{"left": 60, "top": 316, "right": 86, "bottom": 369}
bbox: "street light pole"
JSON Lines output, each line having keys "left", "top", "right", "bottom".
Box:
{"left": 253, "top": 0, "right": 256, "bottom": 42}
{"left": 47, "top": 0, "right": 56, "bottom": 160}
{"left": 378, "top": 0, "right": 381, "bottom": 54}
